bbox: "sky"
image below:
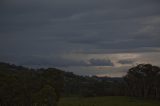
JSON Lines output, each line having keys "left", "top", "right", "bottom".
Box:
{"left": 1, "top": 0, "right": 160, "bottom": 77}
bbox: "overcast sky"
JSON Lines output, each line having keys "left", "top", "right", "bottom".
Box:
{"left": 1, "top": 0, "right": 160, "bottom": 77}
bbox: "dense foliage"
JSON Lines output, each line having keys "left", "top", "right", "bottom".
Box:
{"left": 0, "top": 62, "right": 159, "bottom": 106}
{"left": 124, "top": 64, "right": 160, "bottom": 99}
{"left": 63, "top": 64, "right": 160, "bottom": 100}
{"left": 0, "top": 62, "right": 64, "bottom": 106}
{"left": 63, "top": 72, "right": 125, "bottom": 97}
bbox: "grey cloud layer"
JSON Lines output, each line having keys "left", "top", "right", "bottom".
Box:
{"left": 1, "top": 0, "right": 160, "bottom": 76}
{"left": 20, "top": 56, "right": 114, "bottom": 67}
{"left": 89, "top": 58, "right": 114, "bottom": 66}
{"left": 118, "top": 59, "right": 134, "bottom": 65}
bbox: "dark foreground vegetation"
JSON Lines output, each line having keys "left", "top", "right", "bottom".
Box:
{"left": 0, "top": 62, "right": 64, "bottom": 105}
{"left": 63, "top": 71, "right": 125, "bottom": 97}
{"left": 63, "top": 64, "right": 160, "bottom": 99}
{"left": 0, "top": 62, "right": 160, "bottom": 106}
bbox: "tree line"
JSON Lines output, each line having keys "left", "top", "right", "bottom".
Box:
{"left": 63, "top": 72, "right": 125, "bottom": 97}
{"left": 0, "top": 62, "right": 160, "bottom": 105}
{"left": 0, "top": 62, "right": 64, "bottom": 106}
{"left": 63, "top": 64, "right": 160, "bottom": 100}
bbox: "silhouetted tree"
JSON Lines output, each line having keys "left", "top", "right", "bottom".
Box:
{"left": 124, "top": 64, "right": 160, "bottom": 99}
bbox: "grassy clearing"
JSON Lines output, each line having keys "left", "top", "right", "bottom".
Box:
{"left": 58, "top": 96, "right": 160, "bottom": 106}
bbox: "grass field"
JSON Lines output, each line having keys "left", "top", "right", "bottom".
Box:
{"left": 58, "top": 96, "right": 160, "bottom": 106}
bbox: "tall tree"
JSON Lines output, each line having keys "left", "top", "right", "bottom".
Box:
{"left": 124, "top": 64, "right": 160, "bottom": 99}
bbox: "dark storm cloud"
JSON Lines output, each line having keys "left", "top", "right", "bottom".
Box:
{"left": 20, "top": 56, "right": 88, "bottom": 68}
{"left": 1, "top": 0, "right": 160, "bottom": 42}
{"left": 17, "top": 56, "right": 115, "bottom": 67}
{"left": 118, "top": 60, "right": 134, "bottom": 65}
{"left": 72, "top": 47, "right": 160, "bottom": 54}
{"left": 1, "top": 0, "right": 160, "bottom": 76}
{"left": 89, "top": 59, "right": 114, "bottom": 66}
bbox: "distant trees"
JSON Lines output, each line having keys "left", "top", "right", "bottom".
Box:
{"left": 1, "top": 62, "right": 160, "bottom": 105}
{"left": 63, "top": 72, "right": 125, "bottom": 97}
{"left": 124, "top": 64, "right": 160, "bottom": 99}
{"left": 0, "top": 62, "right": 64, "bottom": 106}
